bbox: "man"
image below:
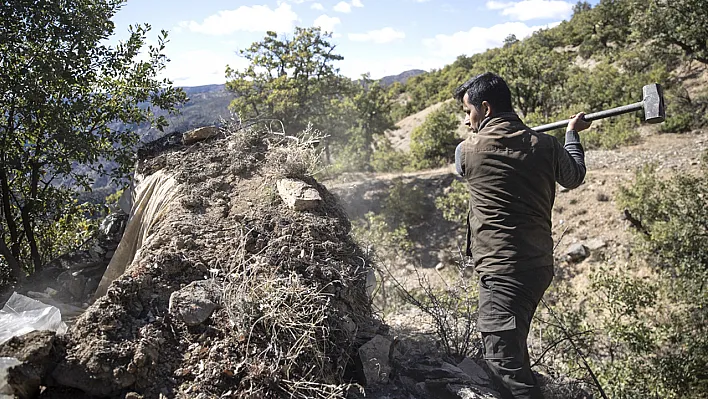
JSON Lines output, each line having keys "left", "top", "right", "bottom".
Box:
{"left": 453, "top": 72, "right": 590, "bottom": 399}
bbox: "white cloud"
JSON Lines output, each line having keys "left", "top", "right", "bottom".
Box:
{"left": 177, "top": 4, "right": 298, "bottom": 35}
{"left": 333, "top": 1, "right": 352, "bottom": 13}
{"left": 349, "top": 27, "right": 405, "bottom": 44}
{"left": 311, "top": 2, "right": 325, "bottom": 10}
{"left": 486, "top": 0, "right": 574, "bottom": 21}
{"left": 423, "top": 21, "right": 559, "bottom": 57}
{"left": 314, "top": 14, "right": 341, "bottom": 33}
{"left": 165, "top": 49, "right": 249, "bottom": 87}
{"left": 351, "top": 0, "right": 364, "bottom": 7}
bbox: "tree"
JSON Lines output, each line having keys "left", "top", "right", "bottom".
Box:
{"left": 630, "top": 0, "right": 708, "bottom": 64}
{"left": 0, "top": 0, "right": 186, "bottom": 282}
{"left": 409, "top": 102, "right": 460, "bottom": 170}
{"left": 482, "top": 36, "right": 571, "bottom": 117}
{"left": 225, "top": 27, "right": 348, "bottom": 137}
{"left": 333, "top": 74, "right": 397, "bottom": 171}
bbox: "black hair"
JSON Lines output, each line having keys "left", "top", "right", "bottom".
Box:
{"left": 453, "top": 72, "right": 513, "bottom": 112}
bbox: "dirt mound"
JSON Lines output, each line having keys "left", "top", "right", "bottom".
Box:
{"left": 37, "top": 122, "right": 382, "bottom": 398}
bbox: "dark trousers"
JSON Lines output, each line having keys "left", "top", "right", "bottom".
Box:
{"left": 477, "top": 266, "right": 554, "bottom": 399}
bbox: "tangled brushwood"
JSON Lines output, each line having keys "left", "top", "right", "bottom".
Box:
{"left": 42, "top": 117, "right": 383, "bottom": 398}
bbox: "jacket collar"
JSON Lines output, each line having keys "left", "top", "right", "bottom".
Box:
{"left": 479, "top": 112, "right": 522, "bottom": 132}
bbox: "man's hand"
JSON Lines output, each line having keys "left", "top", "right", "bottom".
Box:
{"left": 568, "top": 112, "right": 592, "bottom": 132}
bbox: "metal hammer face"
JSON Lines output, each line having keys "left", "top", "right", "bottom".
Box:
{"left": 643, "top": 83, "right": 665, "bottom": 123}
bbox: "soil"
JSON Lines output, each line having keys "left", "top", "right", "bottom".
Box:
{"left": 34, "top": 126, "right": 381, "bottom": 399}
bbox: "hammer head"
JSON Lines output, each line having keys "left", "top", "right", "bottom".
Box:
{"left": 643, "top": 83, "right": 665, "bottom": 123}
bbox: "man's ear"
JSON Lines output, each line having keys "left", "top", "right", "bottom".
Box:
{"left": 481, "top": 100, "right": 492, "bottom": 117}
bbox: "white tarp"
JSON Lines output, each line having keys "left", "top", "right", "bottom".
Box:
{"left": 94, "top": 169, "right": 182, "bottom": 298}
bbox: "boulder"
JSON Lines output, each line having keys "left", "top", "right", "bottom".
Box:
{"left": 276, "top": 178, "right": 322, "bottom": 211}
{"left": 358, "top": 335, "right": 394, "bottom": 385}
{"left": 0, "top": 331, "right": 58, "bottom": 399}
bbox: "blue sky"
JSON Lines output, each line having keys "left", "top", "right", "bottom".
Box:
{"left": 110, "top": 0, "right": 599, "bottom": 87}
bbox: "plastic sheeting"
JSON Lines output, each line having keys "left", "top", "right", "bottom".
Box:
{"left": 0, "top": 292, "right": 67, "bottom": 345}
{"left": 94, "top": 169, "right": 182, "bottom": 298}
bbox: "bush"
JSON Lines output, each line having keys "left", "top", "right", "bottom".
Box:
{"left": 541, "top": 159, "right": 708, "bottom": 398}
{"left": 434, "top": 179, "right": 469, "bottom": 225}
{"left": 370, "top": 136, "right": 411, "bottom": 172}
{"left": 582, "top": 114, "right": 640, "bottom": 149}
{"left": 409, "top": 102, "right": 461, "bottom": 170}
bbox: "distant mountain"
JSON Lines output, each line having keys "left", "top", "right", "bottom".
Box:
{"left": 133, "top": 84, "right": 235, "bottom": 143}
{"left": 379, "top": 69, "right": 426, "bottom": 86}
{"left": 136, "top": 70, "right": 426, "bottom": 142}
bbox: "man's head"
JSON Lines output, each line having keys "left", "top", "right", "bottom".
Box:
{"left": 454, "top": 72, "right": 513, "bottom": 132}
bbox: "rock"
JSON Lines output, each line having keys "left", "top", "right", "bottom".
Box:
{"left": 440, "top": 362, "right": 473, "bottom": 382}
{"left": 448, "top": 384, "right": 501, "bottom": 398}
{"left": 596, "top": 193, "right": 610, "bottom": 202}
{"left": 276, "top": 178, "right": 322, "bottom": 211}
{"left": 435, "top": 262, "right": 445, "bottom": 271}
{"left": 57, "top": 271, "right": 87, "bottom": 300}
{"left": 358, "top": 335, "right": 394, "bottom": 385}
{"left": 182, "top": 126, "right": 220, "bottom": 145}
{"left": 585, "top": 238, "right": 607, "bottom": 251}
{"left": 456, "top": 357, "right": 491, "bottom": 386}
{"left": 168, "top": 280, "right": 220, "bottom": 326}
{"left": 0, "top": 331, "right": 57, "bottom": 399}
{"left": 565, "top": 243, "right": 589, "bottom": 262}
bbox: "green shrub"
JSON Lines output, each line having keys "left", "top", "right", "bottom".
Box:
{"left": 660, "top": 112, "right": 694, "bottom": 133}
{"left": 582, "top": 114, "right": 640, "bottom": 149}
{"left": 370, "top": 136, "right": 410, "bottom": 172}
{"left": 434, "top": 179, "right": 469, "bottom": 225}
{"left": 409, "top": 102, "right": 461, "bottom": 170}
{"left": 541, "top": 159, "right": 708, "bottom": 398}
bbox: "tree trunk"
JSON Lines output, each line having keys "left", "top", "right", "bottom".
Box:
{"left": 0, "top": 167, "right": 21, "bottom": 260}
{"left": 0, "top": 230, "right": 23, "bottom": 283}
{"left": 20, "top": 206, "right": 42, "bottom": 273}
{"left": 23, "top": 161, "right": 42, "bottom": 272}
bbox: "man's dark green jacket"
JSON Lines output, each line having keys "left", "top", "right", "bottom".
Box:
{"left": 455, "top": 112, "right": 586, "bottom": 274}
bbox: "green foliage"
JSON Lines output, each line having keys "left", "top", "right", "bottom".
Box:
{"left": 331, "top": 75, "right": 398, "bottom": 172}
{"left": 0, "top": 0, "right": 185, "bottom": 281}
{"left": 225, "top": 27, "right": 347, "bottom": 137}
{"left": 369, "top": 136, "right": 410, "bottom": 173}
{"left": 481, "top": 35, "right": 572, "bottom": 117}
{"left": 383, "top": 179, "right": 428, "bottom": 228}
{"left": 434, "top": 179, "right": 469, "bottom": 225}
{"left": 617, "top": 162, "right": 708, "bottom": 286}
{"left": 541, "top": 162, "right": 708, "bottom": 398}
{"left": 630, "top": 0, "right": 708, "bottom": 65}
{"left": 582, "top": 114, "right": 640, "bottom": 149}
{"left": 409, "top": 102, "right": 461, "bottom": 170}
{"left": 351, "top": 178, "right": 427, "bottom": 258}
{"left": 351, "top": 212, "right": 413, "bottom": 258}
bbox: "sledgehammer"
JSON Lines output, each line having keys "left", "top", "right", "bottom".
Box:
{"left": 531, "top": 83, "right": 665, "bottom": 133}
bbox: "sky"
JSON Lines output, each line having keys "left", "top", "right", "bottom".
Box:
{"left": 109, "top": 0, "right": 600, "bottom": 87}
